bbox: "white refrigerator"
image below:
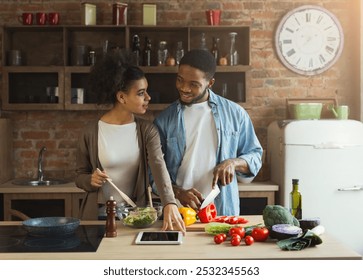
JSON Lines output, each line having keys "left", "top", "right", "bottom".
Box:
{"left": 267, "top": 120, "right": 363, "bottom": 255}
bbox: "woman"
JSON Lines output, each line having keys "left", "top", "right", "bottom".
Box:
{"left": 75, "top": 49, "right": 185, "bottom": 233}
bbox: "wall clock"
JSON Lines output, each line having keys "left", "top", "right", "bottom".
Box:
{"left": 275, "top": 5, "right": 344, "bottom": 76}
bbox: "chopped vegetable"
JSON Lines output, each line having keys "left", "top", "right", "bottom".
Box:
{"left": 178, "top": 207, "right": 197, "bottom": 226}
{"left": 123, "top": 207, "right": 157, "bottom": 227}
{"left": 270, "top": 224, "right": 303, "bottom": 240}
{"left": 298, "top": 218, "right": 321, "bottom": 230}
{"left": 262, "top": 205, "right": 300, "bottom": 230}
{"left": 197, "top": 203, "right": 217, "bottom": 223}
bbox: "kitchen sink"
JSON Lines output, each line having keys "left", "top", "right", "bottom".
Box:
{"left": 12, "top": 146, "right": 70, "bottom": 186}
{"left": 12, "top": 179, "right": 70, "bottom": 186}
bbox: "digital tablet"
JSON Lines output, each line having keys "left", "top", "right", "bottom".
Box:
{"left": 135, "top": 231, "right": 183, "bottom": 245}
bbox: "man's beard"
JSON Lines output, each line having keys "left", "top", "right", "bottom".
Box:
{"left": 179, "top": 87, "right": 209, "bottom": 106}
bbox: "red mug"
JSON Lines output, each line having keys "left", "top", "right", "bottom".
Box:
{"left": 19, "top": 13, "right": 33, "bottom": 25}
{"left": 206, "top": 9, "right": 221, "bottom": 26}
{"left": 48, "top": 12, "right": 60, "bottom": 25}
{"left": 36, "top": 12, "right": 47, "bottom": 25}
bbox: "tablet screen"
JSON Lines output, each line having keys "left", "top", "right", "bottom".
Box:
{"left": 135, "top": 231, "right": 182, "bottom": 245}
{"left": 141, "top": 231, "right": 179, "bottom": 241}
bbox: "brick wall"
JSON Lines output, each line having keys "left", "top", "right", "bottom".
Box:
{"left": 0, "top": 0, "right": 360, "bottom": 180}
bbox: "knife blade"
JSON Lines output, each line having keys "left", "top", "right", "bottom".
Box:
{"left": 200, "top": 185, "right": 220, "bottom": 209}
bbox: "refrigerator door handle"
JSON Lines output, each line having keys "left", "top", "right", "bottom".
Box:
{"left": 337, "top": 186, "right": 363, "bottom": 191}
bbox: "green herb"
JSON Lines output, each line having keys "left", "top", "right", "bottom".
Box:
{"left": 123, "top": 207, "right": 157, "bottom": 227}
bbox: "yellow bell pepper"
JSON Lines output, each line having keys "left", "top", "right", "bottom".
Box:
{"left": 178, "top": 207, "right": 197, "bottom": 226}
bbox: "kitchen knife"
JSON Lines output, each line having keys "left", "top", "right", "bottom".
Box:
{"left": 200, "top": 185, "right": 220, "bottom": 209}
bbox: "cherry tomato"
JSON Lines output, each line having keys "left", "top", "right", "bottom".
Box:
{"left": 230, "top": 235, "right": 241, "bottom": 246}
{"left": 214, "top": 234, "right": 225, "bottom": 244}
{"left": 245, "top": 235, "right": 254, "bottom": 245}
{"left": 219, "top": 233, "right": 227, "bottom": 241}
{"left": 251, "top": 227, "right": 269, "bottom": 242}
{"left": 228, "top": 226, "right": 245, "bottom": 238}
{"left": 228, "top": 216, "right": 239, "bottom": 224}
{"left": 230, "top": 233, "right": 241, "bottom": 241}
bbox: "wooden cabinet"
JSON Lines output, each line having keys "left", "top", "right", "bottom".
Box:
{"left": 0, "top": 181, "right": 85, "bottom": 221}
{"left": 1, "top": 25, "right": 251, "bottom": 111}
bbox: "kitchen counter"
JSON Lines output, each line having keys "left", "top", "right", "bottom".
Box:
{"left": 0, "top": 216, "right": 361, "bottom": 260}
{"left": 0, "top": 180, "right": 84, "bottom": 220}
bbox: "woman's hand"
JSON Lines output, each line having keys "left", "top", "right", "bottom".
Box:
{"left": 161, "top": 204, "right": 186, "bottom": 235}
{"left": 91, "top": 168, "right": 109, "bottom": 188}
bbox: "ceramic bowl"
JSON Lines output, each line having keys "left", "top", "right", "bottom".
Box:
{"left": 293, "top": 103, "right": 323, "bottom": 120}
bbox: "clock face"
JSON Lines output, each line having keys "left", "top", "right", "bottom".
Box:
{"left": 275, "top": 5, "right": 344, "bottom": 76}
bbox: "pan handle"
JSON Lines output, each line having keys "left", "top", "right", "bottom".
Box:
{"left": 9, "top": 209, "right": 31, "bottom": 220}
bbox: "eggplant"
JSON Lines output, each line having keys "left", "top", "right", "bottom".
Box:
{"left": 298, "top": 218, "right": 321, "bottom": 230}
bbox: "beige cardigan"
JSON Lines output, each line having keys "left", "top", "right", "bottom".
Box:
{"left": 75, "top": 117, "right": 176, "bottom": 220}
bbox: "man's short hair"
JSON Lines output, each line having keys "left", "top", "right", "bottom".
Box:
{"left": 179, "top": 49, "right": 216, "bottom": 80}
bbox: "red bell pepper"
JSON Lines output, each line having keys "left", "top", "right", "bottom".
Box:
{"left": 197, "top": 203, "right": 217, "bottom": 223}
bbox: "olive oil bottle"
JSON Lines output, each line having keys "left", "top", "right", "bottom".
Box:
{"left": 290, "top": 179, "right": 302, "bottom": 219}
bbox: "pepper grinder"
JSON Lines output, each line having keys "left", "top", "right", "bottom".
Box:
{"left": 105, "top": 196, "right": 117, "bottom": 237}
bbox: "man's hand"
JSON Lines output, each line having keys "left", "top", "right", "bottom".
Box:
{"left": 174, "top": 187, "right": 203, "bottom": 211}
{"left": 212, "top": 158, "right": 250, "bottom": 186}
{"left": 212, "top": 159, "right": 236, "bottom": 186}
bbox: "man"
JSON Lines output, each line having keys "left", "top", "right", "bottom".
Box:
{"left": 154, "top": 49, "right": 262, "bottom": 216}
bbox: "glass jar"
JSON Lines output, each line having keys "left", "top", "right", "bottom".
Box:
{"left": 132, "top": 34, "right": 141, "bottom": 66}
{"left": 157, "top": 41, "right": 168, "bottom": 66}
{"left": 175, "top": 41, "right": 184, "bottom": 65}
{"left": 211, "top": 37, "right": 220, "bottom": 62}
{"left": 228, "top": 32, "right": 238, "bottom": 66}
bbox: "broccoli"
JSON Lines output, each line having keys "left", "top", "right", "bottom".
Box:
{"left": 263, "top": 205, "right": 300, "bottom": 229}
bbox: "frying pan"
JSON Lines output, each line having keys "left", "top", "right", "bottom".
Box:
{"left": 22, "top": 217, "right": 80, "bottom": 237}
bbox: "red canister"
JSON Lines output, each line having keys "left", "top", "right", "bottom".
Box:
{"left": 112, "top": 3, "right": 128, "bottom": 25}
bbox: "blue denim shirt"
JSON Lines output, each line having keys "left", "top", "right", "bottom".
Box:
{"left": 154, "top": 90, "right": 263, "bottom": 215}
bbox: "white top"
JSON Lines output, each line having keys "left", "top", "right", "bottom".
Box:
{"left": 176, "top": 101, "right": 217, "bottom": 197}
{"left": 98, "top": 120, "right": 140, "bottom": 204}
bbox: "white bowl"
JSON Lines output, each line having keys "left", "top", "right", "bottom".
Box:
{"left": 237, "top": 175, "right": 255, "bottom": 184}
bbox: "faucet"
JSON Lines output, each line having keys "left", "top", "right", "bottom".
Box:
{"left": 37, "top": 146, "right": 47, "bottom": 181}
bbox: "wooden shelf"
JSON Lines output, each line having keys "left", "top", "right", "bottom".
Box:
{"left": 1, "top": 25, "right": 251, "bottom": 111}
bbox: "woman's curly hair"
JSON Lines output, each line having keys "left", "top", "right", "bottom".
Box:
{"left": 87, "top": 48, "right": 145, "bottom": 105}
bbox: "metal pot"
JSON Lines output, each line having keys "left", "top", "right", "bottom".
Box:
{"left": 22, "top": 217, "right": 80, "bottom": 237}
